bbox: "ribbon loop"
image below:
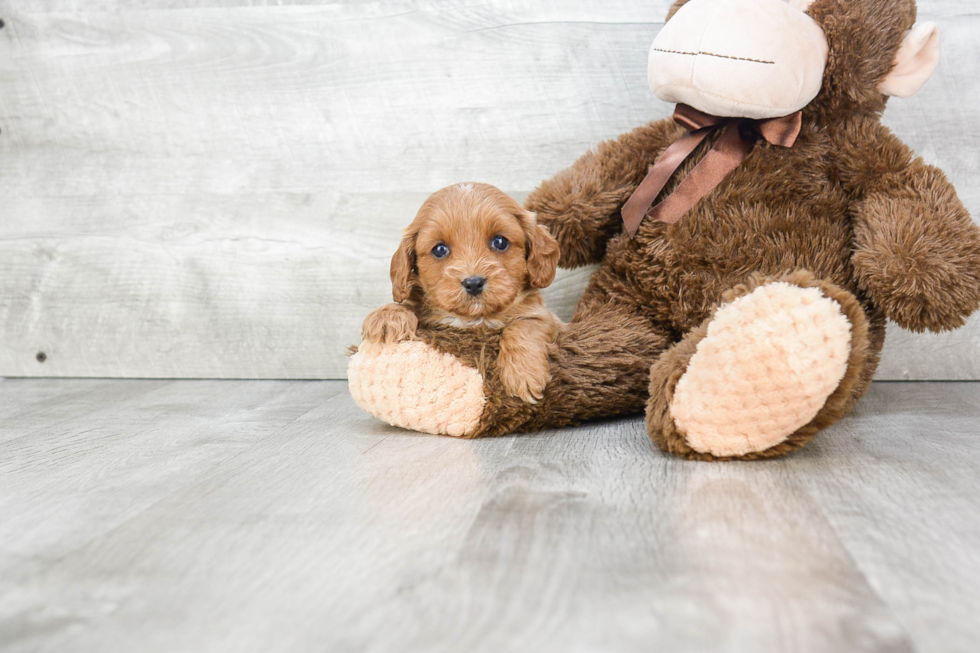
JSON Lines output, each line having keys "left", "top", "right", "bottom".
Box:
{"left": 758, "top": 111, "right": 803, "bottom": 148}
{"left": 621, "top": 104, "right": 802, "bottom": 237}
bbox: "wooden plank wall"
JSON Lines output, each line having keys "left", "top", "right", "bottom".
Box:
{"left": 0, "top": 0, "right": 977, "bottom": 379}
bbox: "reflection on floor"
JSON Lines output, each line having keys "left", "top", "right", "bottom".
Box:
{"left": 1, "top": 379, "right": 978, "bottom": 653}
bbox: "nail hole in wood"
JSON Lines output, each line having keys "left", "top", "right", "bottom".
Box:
{"left": 36, "top": 352, "right": 47, "bottom": 363}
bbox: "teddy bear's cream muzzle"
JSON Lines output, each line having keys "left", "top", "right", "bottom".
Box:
{"left": 648, "top": 0, "right": 829, "bottom": 119}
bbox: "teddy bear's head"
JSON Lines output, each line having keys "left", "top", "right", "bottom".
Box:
{"left": 649, "top": 0, "right": 940, "bottom": 121}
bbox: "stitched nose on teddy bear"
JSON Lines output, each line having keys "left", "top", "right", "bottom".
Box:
{"left": 462, "top": 276, "right": 486, "bottom": 296}
{"left": 648, "top": 0, "right": 828, "bottom": 120}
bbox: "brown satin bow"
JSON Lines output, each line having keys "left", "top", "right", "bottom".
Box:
{"left": 621, "top": 104, "right": 803, "bottom": 237}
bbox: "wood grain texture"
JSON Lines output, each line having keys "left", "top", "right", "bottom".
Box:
{"left": 0, "top": 380, "right": 343, "bottom": 590}
{"left": 0, "top": 0, "right": 976, "bottom": 378}
{"left": 2, "top": 379, "right": 979, "bottom": 652}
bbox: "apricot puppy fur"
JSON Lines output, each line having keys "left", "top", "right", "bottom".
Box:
{"left": 361, "top": 182, "right": 562, "bottom": 403}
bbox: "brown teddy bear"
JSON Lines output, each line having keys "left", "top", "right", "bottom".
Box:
{"left": 348, "top": 0, "right": 980, "bottom": 460}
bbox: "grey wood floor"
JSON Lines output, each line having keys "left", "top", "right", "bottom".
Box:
{"left": 1, "top": 380, "right": 978, "bottom": 653}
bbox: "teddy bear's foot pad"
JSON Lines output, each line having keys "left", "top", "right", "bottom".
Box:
{"left": 348, "top": 340, "right": 486, "bottom": 437}
{"left": 670, "top": 282, "right": 852, "bottom": 457}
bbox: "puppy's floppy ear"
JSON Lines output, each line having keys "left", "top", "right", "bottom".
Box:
{"left": 519, "top": 210, "right": 560, "bottom": 289}
{"left": 390, "top": 227, "right": 418, "bottom": 303}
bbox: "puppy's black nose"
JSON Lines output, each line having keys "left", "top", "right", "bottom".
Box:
{"left": 462, "top": 276, "right": 486, "bottom": 296}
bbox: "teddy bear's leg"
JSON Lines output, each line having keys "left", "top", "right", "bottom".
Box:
{"left": 496, "top": 300, "right": 672, "bottom": 436}
{"left": 348, "top": 340, "right": 488, "bottom": 437}
{"left": 349, "top": 300, "right": 672, "bottom": 438}
{"left": 646, "top": 271, "right": 881, "bottom": 460}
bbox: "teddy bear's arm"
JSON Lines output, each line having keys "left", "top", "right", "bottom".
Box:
{"left": 524, "top": 119, "right": 681, "bottom": 268}
{"left": 848, "top": 128, "right": 980, "bottom": 332}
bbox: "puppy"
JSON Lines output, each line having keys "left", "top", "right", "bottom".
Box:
{"left": 361, "top": 182, "right": 562, "bottom": 403}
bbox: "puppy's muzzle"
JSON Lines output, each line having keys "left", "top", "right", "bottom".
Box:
{"left": 462, "top": 276, "right": 487, "bottom": 296}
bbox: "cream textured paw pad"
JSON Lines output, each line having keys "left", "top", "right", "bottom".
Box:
{"left": 669, "top": 282, "right": 852, "bottom": 457}
{"left": 347, "top": 340, "right": 486, "bottom": 437}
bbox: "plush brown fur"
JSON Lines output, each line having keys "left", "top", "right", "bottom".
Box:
{"left": 362, "top": 182, "right": 562, "bottom": 403}
{"left": 363, "top": 0, "right": 980, "bottom": 459}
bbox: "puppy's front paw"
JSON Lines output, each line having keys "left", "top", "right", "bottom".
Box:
{"left": 497, "top": 349, "right": 551, "bottom": 404}
{"left": 361, "top": 303, "right": 419, "bottom": 345}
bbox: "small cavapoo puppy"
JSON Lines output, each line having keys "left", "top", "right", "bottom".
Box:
{"left": 361, "top": 182, "right": 562, "bottom": 403}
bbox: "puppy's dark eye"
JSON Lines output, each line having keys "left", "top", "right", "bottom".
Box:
{"left": 490, "top": 235, "right": 510, "bottom": 252}
{"left": 431, "top": 243, "right": 450, "bottom": 259}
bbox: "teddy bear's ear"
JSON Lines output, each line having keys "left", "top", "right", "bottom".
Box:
{"left": 878, "top": 22, "right": 941, "bottom": 98}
